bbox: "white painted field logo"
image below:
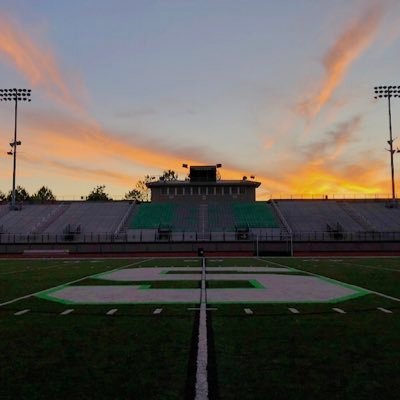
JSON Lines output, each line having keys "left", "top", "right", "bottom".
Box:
{"left": 37, "top": 266, "right": 367, "bottom": 304}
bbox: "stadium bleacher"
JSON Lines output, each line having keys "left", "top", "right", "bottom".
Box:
{"left": 44, "top": 202, "right": 130, "bottom": 234}
{"left": 275, "top": 200, "right": 364, "bottom": 232}
{"left": 232, "top": 202, "right": 279, "bottom": 228}
{"left": 130, "top": 203, "right": 176, "bottom": 229}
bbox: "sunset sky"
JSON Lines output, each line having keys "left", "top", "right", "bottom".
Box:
{"left": 1, "top": 0, "right": 400, "bottom": 200}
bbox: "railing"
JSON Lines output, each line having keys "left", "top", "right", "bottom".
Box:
{"left": 268, "top": 194, "right": 392, "bottom": 200}
{"left": 0, "top": 230, "right": 399, "bottom": 244}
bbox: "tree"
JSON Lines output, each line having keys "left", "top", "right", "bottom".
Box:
{"left": 125, "top": 170, "right": 178, "bottom": 202}
{"left": 135, "top": 175, "right": 156, "bottom": 202}
{"left": 6, "top": 186, "right": 30, "bottom": 202}
{"left": 0, "top": 191, "right": 5, "bottom": 202}
{"left": 124, "top": 189, "right": 143, "bottom": 202}
{"left": 161, "top": 169, "right": 178, "bottom": 181}
{"left": 86, "top": 185, "right": 111, "bottom": 201}
{"left": 32, "top": 186, "right": 56, "bottom": 201}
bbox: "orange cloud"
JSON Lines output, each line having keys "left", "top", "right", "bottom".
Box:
{"left": 0, "top": 14, "right": 82, "bottom": 112}
{"left": 0, "top": 12, "right": 393, "bottom": 199}
{"left": 297, "top": 3, "right": 385, "bottom": 118}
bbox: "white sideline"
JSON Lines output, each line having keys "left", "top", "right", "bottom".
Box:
{"left": 0, "top": 259, "right": 151, "bottom": 308}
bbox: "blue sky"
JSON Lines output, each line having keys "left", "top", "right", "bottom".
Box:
{"left": 0, "top": 0, "right": 400, "bottom": 199}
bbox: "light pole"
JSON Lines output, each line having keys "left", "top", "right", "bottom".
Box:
{"left": 374, "top": 85, "right": 400, "bottom": 203}
{"left": 0, "top": 88, "right": 31, "bottom": 209}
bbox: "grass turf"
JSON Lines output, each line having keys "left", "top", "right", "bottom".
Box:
{"left": 1, "top": 256, "right": 400, "bottom": 399}
{"left": 210, "top": 310, "right": 400, "bottom": 400}
{"left": 0, "top": 313, "right": 195, "bottom": 400}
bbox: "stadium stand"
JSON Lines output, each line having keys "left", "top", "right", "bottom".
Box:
{"left": 0, "top": 204, "right": 61, "bottom": 234}
{"left": 232, "top": 202, "right": 279, "bottom": 228}
{"left": 347, "top": 201, "right": 400, "bottom": 231}
{"left": 130, "top": 203, "right": 176, "bottom": 229}
{"left": 208, "top": 203, "right": 236, "bottom": 231}
{"left": 275, "top": 200, "right": 364, "bottom": 232}
{"left": 44, "top": 202, "right": 130, "bottom": 234}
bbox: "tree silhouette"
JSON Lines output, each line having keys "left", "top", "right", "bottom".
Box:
{"left": 86, "top": 185, "right": 111, "bottom": 201}
{"left": 124, "top": 189, "right": 143, "bottom": 201}
{"left": 6, "top": 186, "right": 30, "bottom": 202}
{"left": 32, "top": 186, "right": 56, "bottom": 201}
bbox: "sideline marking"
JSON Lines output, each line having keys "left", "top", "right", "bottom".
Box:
{"left": 106, "top": 309, "right": 118, "bottom": 315}
{"left": 341, "top": 261, "right": 400, "bottom": 273}
{"left": 0, "top": 259, "right": 151, "bottom": 308}
{"left": 14, "top": 309, "right": 30, "bottom": 316}
{"left": 263, "top": 259, "right": 400, "bottom": 303}
{"left": 0, "top": 262, "right": 64, "bottom": 276}
{"left": 289, "top": 308, "right": 299, "bottom": 314}
{"left": 377, "top": 307, "right": 393, "bottom": 314}
{"left": 244, "top": 308, "right": 253, "bottom": 315}
{"left": 60, "top": 309, "right": 74, "bottom": 315}
{"left": 332, "top": 307, "right": 346, "bottom": 314}
{"left": 153, "top": 308, "right": 163, "bottom": 314}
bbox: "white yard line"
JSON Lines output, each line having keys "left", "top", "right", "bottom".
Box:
{"left": 332, "top": 308, "right": 346, "bottom": 314}
{"left": 60, "top": 309, "right": 74, "bottom": 315}
{"left": 153, "top": 308, "right": 163, "bottom": 314}
{"left": 106, "top": 309, "right": 118, "bottom": 315}
{"left": 377, "top": 307, "right": 393, "bottom": 314}
{"left": 289, "top": 308, "right": 299, "bottom": 314}
{"left": 244, "top": 308, "right": 253, "bottom": 315}
{"left": 0, "top": 258, "right": 152, "bottom": 308}
{"left": 14, "top": 309, "right": 30, "bottom": 316}
{"left": 195, "top": 257, "right": 208, "bottom": 400}
{"left": 264, "top": 259, "right": 400, "bottom": 303}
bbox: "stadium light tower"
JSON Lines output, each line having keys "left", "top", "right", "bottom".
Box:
{"left": 0, "top": 88, "right": 31, "bottom": 209}
{"left": 374, "top": 85, "right": 400, "bottom": 202}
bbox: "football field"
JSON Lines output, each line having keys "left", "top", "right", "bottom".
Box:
{"left": 0, "top": 256, "right": 399, "bottom": 399}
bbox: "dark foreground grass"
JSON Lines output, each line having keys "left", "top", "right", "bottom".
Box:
{"left": 0, "top": 313, "right": 195, "bottom": 400}
{"left": 211, "top": 312, "right": 400, "bottom": 400}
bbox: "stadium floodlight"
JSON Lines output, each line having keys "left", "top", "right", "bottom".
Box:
{"left": 374, "top": 85, "right": 400, "bottom": 202}
{"left": 0, "top": 88, "right": 31, "bottom": 209}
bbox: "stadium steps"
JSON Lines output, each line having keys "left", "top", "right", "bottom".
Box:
{"left": 339, "top": 202, "right": 377, "bottom": 231}
{"left": 31, "top": 203, "right": 71, "bottom": 234}
{"left": 199, "top": 204, "right": 209, "bottom": 234}
{"left": 271, "top": 200, "right": 292, "bottom": 237}
{"left": 114, "top": 202, "right": 137, "bottom": 235}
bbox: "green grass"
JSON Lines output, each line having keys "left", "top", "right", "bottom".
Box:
{"left": 207, "top": 280, "right": 256, "bottom": 289}
{"left": 0, "top": 314, "right": 195, "bottom": 400}
{"left": 1, "top": 256, "right": 400, "bottom": 399}
{"left": 210, "top": 311, "right": 400, "bottom": 400}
